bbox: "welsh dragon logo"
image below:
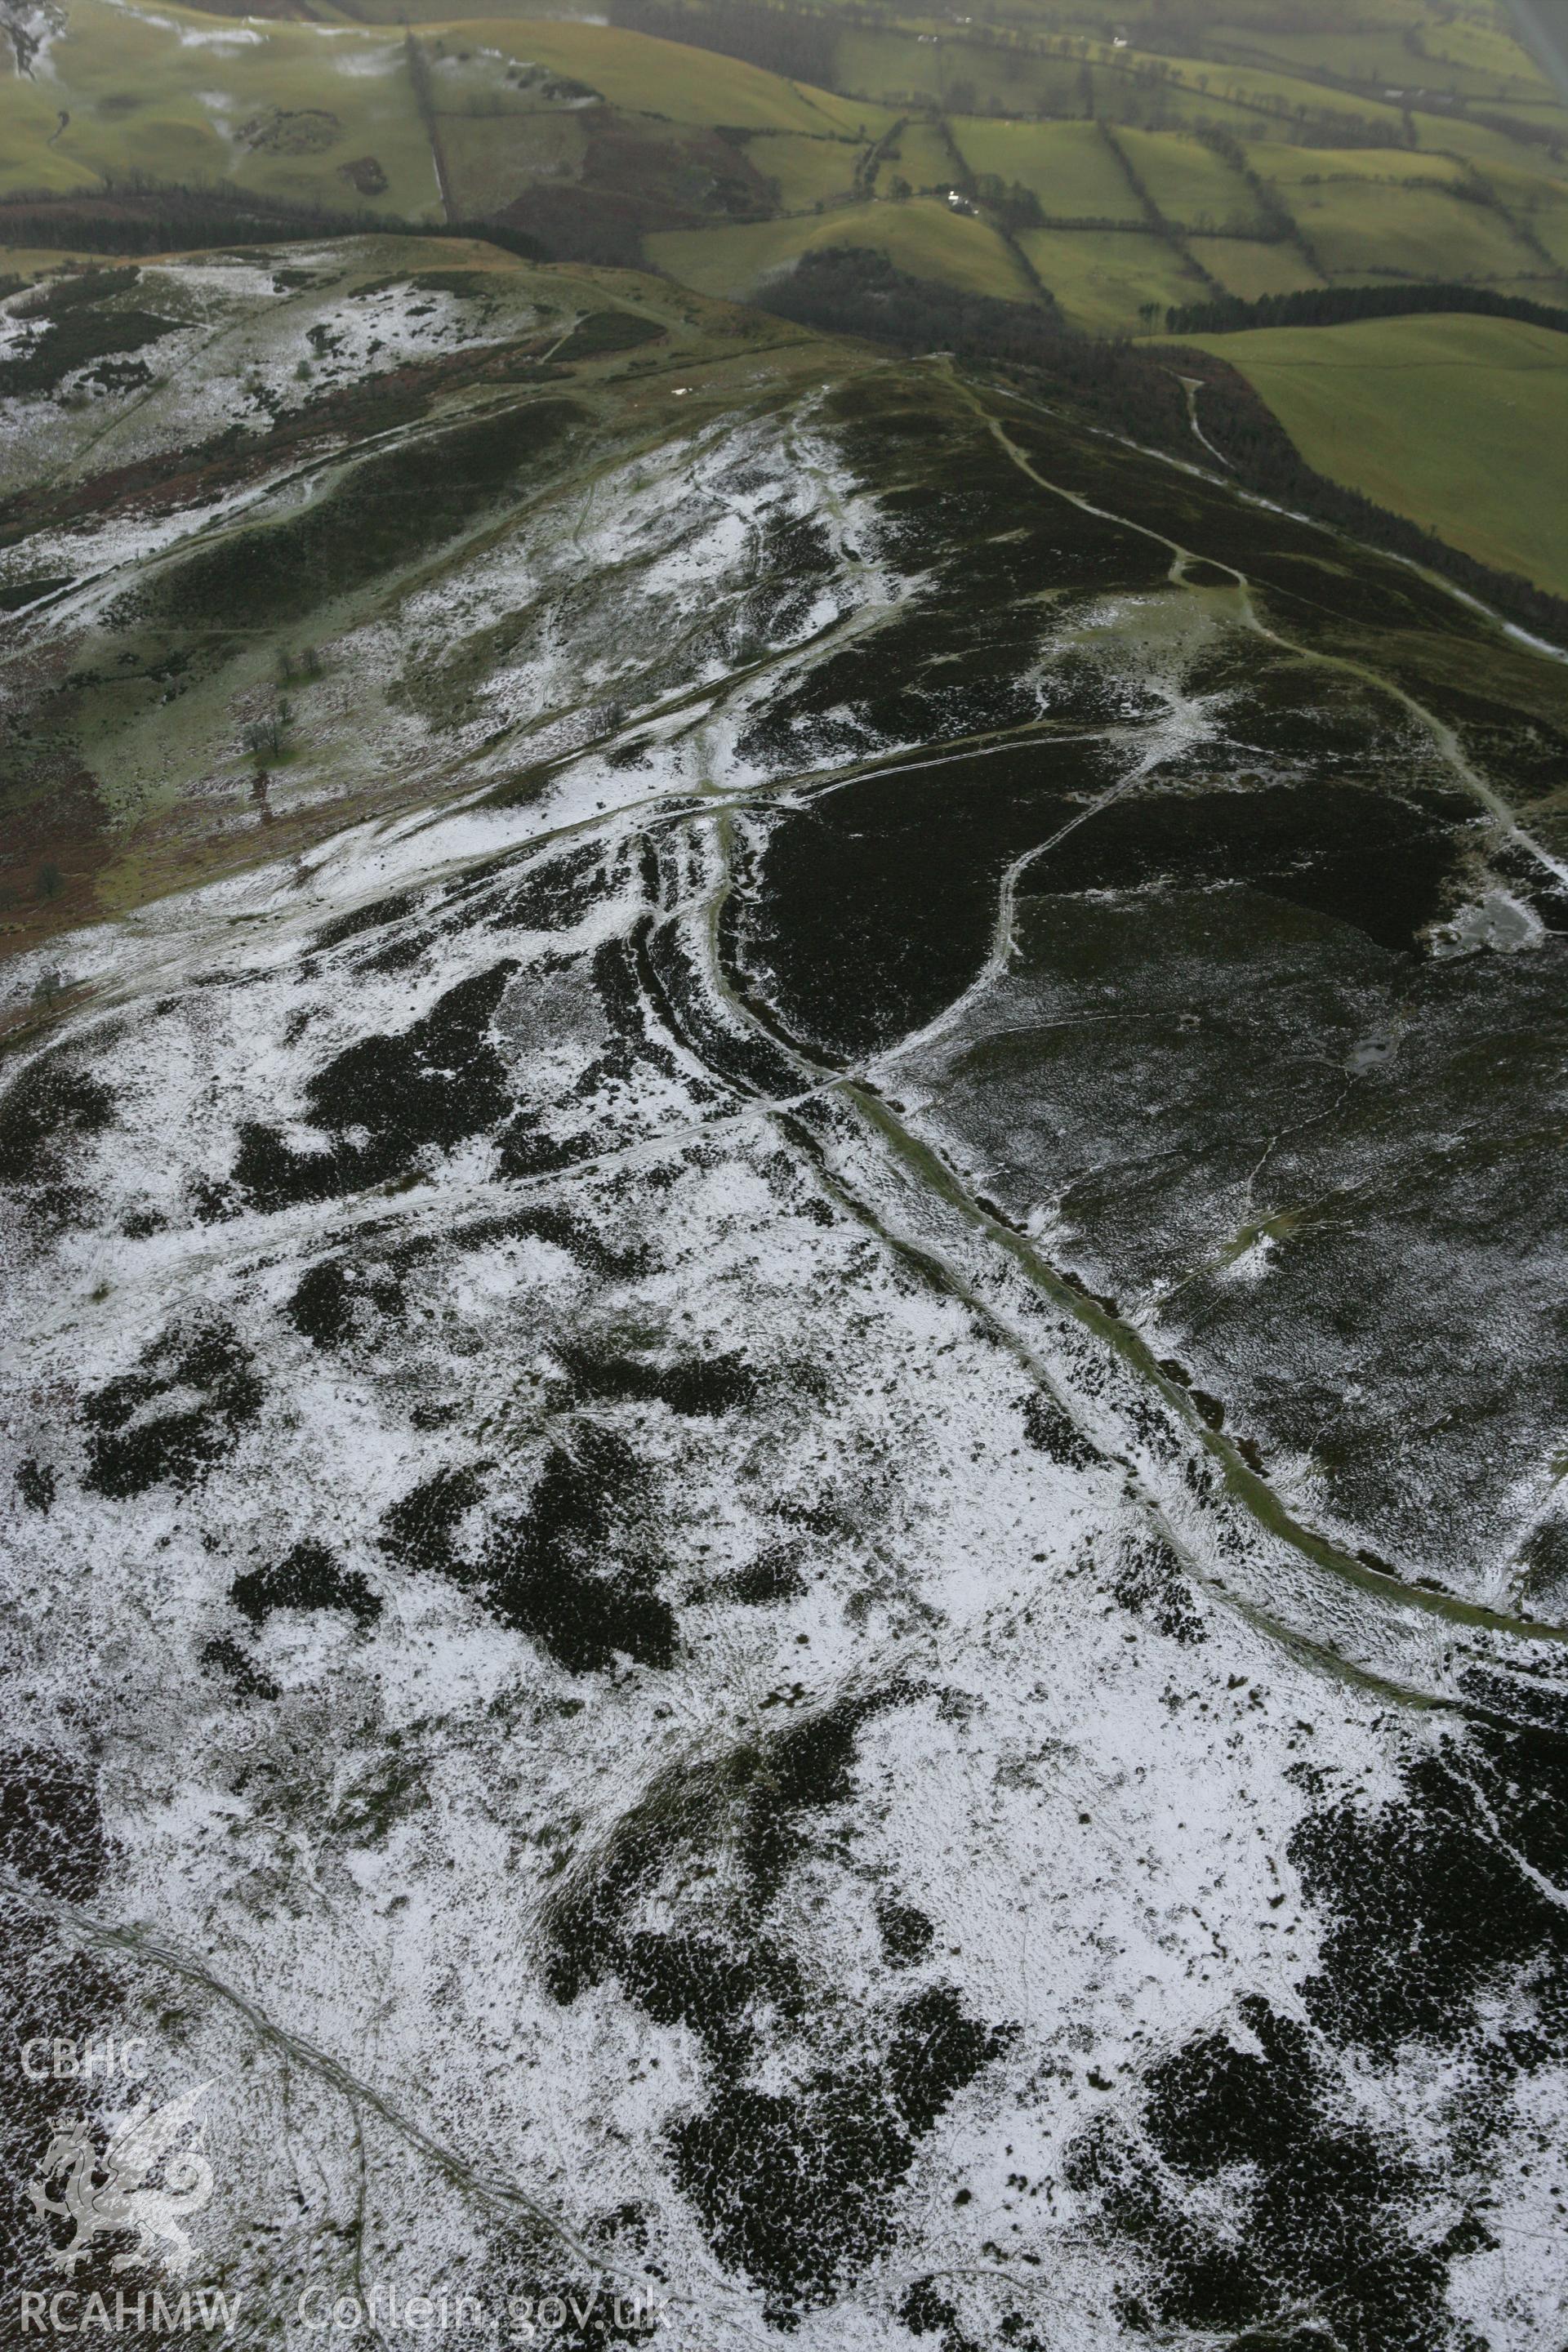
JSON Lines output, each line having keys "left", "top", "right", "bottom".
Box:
{"left": 27, "top": 2084, "right": 214, "bottom": 2277}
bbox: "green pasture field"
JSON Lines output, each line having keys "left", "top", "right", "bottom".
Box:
{"left": 831, "top": 26, "right": 942, "bottom": 108}
{"left": 438, "top": 20, "right": 869, "bottom": 133}
{"left": 1018, "top": 221, "right": 1201, "bottom": 329}
{"left": 1076, "top": 69, "right": 1266, "bottom": 138}
{"left": 1116, "top": 126, "right": 1264, "bottom": 230}
{"left": 950, "top": 118, "right": 1140, "bottom": 219}
{"left": 1421, "top": 10, "right": 1558, "bottom": 87}
{"left": 876, "top": 118, "right": 955, "bottom": 193}
{"left": 648, "top": 195, "right": 1036, "bottom": 302}
{"left": 439, "top": 109, "right": 589, "bottom": 223}
{"left": 1138, "top": 53, "right": 1411, "bottom": 138}
{"left": 1518, "top": 200, "right": 1568, "bottom": 270}
{"left": 1290, "top": 174, "right": 1543, "bottom": 279}
{"left": 1428, "top": 160, "right": 1568, "bottom": 278}
{"left": 1411, "top": 110, "right": 1568, "bottom": 171}
{"left": 3, "top": 0, "right": 438, "bottom": 214}
{"left": 1249, "top": 144, "right": 1468, "bottom": 187}
{"left": 1186, "top": 234, "right": 1323, "bottom": 301}
{"left": 745, "top": 132, "right": 864, "bottom": 215}
{"left": 0, "top": 0, "right": 873, "bottom": 220}
{"left": 0, "top": 75, "right": 105, "bottom": 197}
{"left": 1171, "top": 311, "right": 1568, "bottom": 597}
{"left": 832, "top": 29, "right": 1100, "bottom": 118}
{"left": 1249, "top": 23, "right": 1549, "bottom": 100}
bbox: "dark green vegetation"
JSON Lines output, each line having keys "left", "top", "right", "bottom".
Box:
{"left": 229, "top": 1544, "right": 382, "bottom": 1631}
{"left": 0, "top": 266, "right": 179, "bottom": 397}
{"left": 124, "top": 403, "right": 581, "bottom": 635}
{"left": 379, "top": 1441, "right": 679, "bottom": 1672}
{"left": 82, "top": 1319, "right": 264, "bottom": 1499}
{"left": 0, "top": 241, "right": 779, "bottom": 948}
{"left": 0, "top": 182, "right": 549, "bottom": 262}
{"left": 1164, "top": 274, "right": 1568, "bottom": 330}
{"left": 725, "top": 360, "right": 1568, "bottom": 1584}
{"left": 1067, "top": 1720, "right": 1568, "bottom": 2344}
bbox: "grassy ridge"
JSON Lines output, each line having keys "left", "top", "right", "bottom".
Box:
{"left": 648, "top": 197, "right": 1036, "bottom": 303}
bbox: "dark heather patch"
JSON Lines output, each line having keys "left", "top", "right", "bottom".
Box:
{"left": 378, "top": 1442, "right": 674, "bottom": 1672}
{"left": 724, "top": 1544, "right": 807, "bottom": 1605}
{"left": 736, "top": 401, "right": 1167, "bottom": 777}
{"left": 0, "top": 1058, "right": 114, "bottom": 1207}
{"left": 541, "top": 1690, "right": 1007, "bottom": 2319}
{"left": 737, "top": 741, "right": 1097, "bottom": 1060}
{"left": 1067, "top": 1995, "right": 1454, "bottom": 2347}
{"left": 1019, "top": 782, "right": 1468, "bottom": 957}
{"left": 483, "top": 841, "right": 609, "bottom": 933}
{"left": 1455, "top": 1663, "right": 1568, "bottom": 1733}
{"left": 378, "top": 1465, "right": 489, "bottom": 1584}
{"left": 1289, "top": 1731, "right": 1568, "bottom": 2056}
{"left": 1517, "top": 1515, "right": 1568, "bottom": 1616}
{"left": 555, "top": 1345, "right": 760, "bottom": 1417}
{"left": 16, "top": 1459, "right": 56, "bottom": 1512}
{"left": 674, "top": 1986, "right": 1008, "bottom": 2323}
{"left": 1083, "top": 1728, "right": 1568, "bottom": 2339}
{"left": 458, "top": 1201, "right": 648, "bottom": 1280}
{"left": 744, "top": 750, "right": 1470, "bottom": 1064}
{"left": 128, "top": 401, "right": 581, "bottom": 630}
{"left": 481, "top": 1432, "right": 676, "bottom": 1673}
{"left": 287, "top": 1258, "right": 407, "bottom": 1349}
{"left": 877, "top": 1900, "right": 934, "bottom": 1969}
{"left": 312, "top": 888, "right": 417, "bottom": 952}
{"left": 590, "top": 931, "right": 675, "bottom": 1074}
{"left": 1111, "top": 1535, "right": 1205, "bottom": 1646}
{"left": 543, "top": 1696, "right": 896, "bottom": 2007}
{"left": 1021, "top": 1391, "right": 1103, "bottom": 1470}
{"left": 898, "top": 2276, "right": 1040, "bottom": 2352}
{"left": 230, "top": 1541, "right": 381, "bottom": 1629}
{"left": 0, "top": 1748, "right": 110, "bottom": 1900}
{"left": 0, "top": 306, "right": 179, "bottom": 400}
{"left": 641, "top": 911, "right": 804, "bottom": 1100}
{"left": 81, "top": 1320, "right": 263, "bottom": 1499}
{"left": 200, "top": 1637, "right": 282, "bottom": 1702}
{"left": 0, "top": 1759, "right": 123, "bottom": 2289}
{"left": 234, "top": 961, "right": 518, "bottom": 1209}
{"left": 0, "top": 574, "right": 73, "bottom": 612}
{"left": 554, "top": 309, "right": 666, "bottom": 361}
{"left": 449, "top": 2263, "right": 651, "bottom": 2352}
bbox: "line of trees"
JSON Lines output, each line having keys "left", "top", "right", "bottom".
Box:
{"left": 0, "top": 180, "right": 549, "bottom": 263}
{"left": 1164, "top": 281, "right": 1568, "bottom": 335}
{"left": 607, "top": 0, "right": 837, "bottom": 87}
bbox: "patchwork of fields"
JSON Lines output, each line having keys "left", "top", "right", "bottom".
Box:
{"left": 0, "top": 2, "right": 1562, "bottom": 673}
{"left": 2, "top": 0, "right": 1565, "bottom": 334}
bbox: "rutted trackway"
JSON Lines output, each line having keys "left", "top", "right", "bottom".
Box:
{"left": 628, "top": 799, "right": 1568, "bottom": 1722}
{"left": 608, "top": 368, "right": 1568, "bottom": 1694}
{"left": 27, "top": 362, "right": 1568, "bottom": 1687}
{"left": 970, "top": 374, "right": 1568, "bottom": 886}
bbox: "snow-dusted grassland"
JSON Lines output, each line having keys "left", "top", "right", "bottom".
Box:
{"left": 3, "top": 248, "right": 1568, "bottom": 2350}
